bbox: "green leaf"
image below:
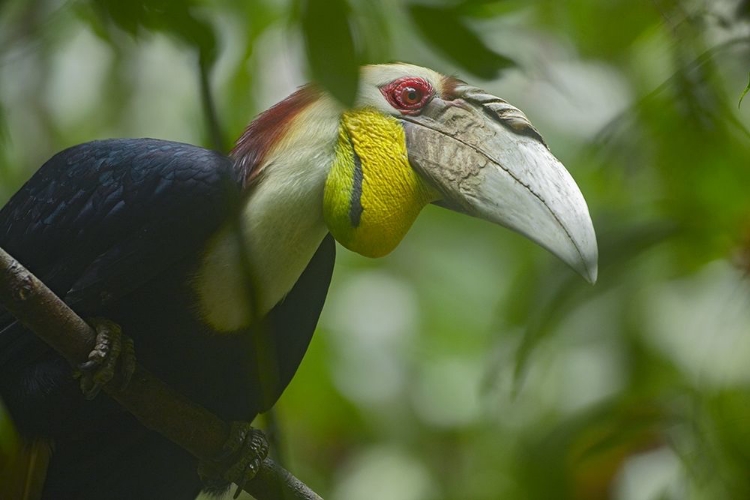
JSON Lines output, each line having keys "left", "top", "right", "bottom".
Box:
{"left": 408, "top": 3, "right": 515, "bottom": 80}
{"left": 300, "top": 0, "right": 360, "bottom": 107}
{"left": 739, "top": 72, "right": 750, "bottom": 109}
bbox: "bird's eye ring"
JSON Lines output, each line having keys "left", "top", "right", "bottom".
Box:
{"left": 381, "top": 77, "right": 434, "bottom": 114}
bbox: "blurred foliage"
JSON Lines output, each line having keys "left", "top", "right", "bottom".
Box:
{"left": 2, "top": 0, "right": 750, "bottom": 499}
{"left": 407, "top": 2, "right": 516, "bottom": 79}
{"left": 298, "top": 0, "right": 361, "bottom": 106}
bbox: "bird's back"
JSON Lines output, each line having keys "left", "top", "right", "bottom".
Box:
{"left": 0, "top": 138, "right": 335, "bottom": 499}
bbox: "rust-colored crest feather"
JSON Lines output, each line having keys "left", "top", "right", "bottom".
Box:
{"left": 231, "top": 85, "right": 321, "bottom": 188}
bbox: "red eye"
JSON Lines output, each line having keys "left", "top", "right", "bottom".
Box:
{"left": 381, "top": 77, "right": 434, "bottom": 114}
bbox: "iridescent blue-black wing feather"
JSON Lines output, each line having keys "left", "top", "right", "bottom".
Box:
{"left": 0, "top": 138, "right": 240, "bottom": 376}
{"left": 0, "top": 138, "right": 240, "bottom": 307}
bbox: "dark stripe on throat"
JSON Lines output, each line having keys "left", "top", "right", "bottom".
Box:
{"left": 349, "top": 150, "right": 364, "bottom": 227}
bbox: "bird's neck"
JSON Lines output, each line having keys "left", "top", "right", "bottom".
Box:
{"left": 194, "top": 92, "right": 342, "bottom": 332}
{"left": 323, "top": 109, "right": 439, "bottom": 257}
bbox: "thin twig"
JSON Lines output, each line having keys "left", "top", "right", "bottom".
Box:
{"left": 198, "top": 56, "right": 226, "bottom": 153}
{"left": 0, "top": 246, "right": 322, "bottom": 500}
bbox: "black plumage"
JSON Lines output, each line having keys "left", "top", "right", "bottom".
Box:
{"left": 0, "top": 138, "right": 335, "bottom": 499}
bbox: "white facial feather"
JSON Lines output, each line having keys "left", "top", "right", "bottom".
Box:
{"left": 355, "top": 63, "right": 446, "bottom": 115}
{"left": 195, "top": 98, "right": 341, "bottom": 331}
{"left": 194, "top": 63, "right": 450, "bottom": 331}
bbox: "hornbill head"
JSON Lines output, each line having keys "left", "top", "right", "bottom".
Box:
{"left": 221, "top": 63, "right": 597, "bottom": 327}
{"left": 319, "top": 64, "right": 597, "bottom": 282}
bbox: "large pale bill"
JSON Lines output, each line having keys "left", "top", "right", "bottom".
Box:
{"left": 402, "top": 86, "right": 598, "bottom": 283}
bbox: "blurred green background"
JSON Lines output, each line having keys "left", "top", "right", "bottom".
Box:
{"left": 2, "top": 0, "right": 750, "bottom": 499}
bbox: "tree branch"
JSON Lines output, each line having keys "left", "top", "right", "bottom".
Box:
{"left": 0, "top": 246, "right": 322, "bottom": 500}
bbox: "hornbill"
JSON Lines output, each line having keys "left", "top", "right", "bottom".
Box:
{"left": 0, "top": 63, "right": 597, "bottom": 499}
